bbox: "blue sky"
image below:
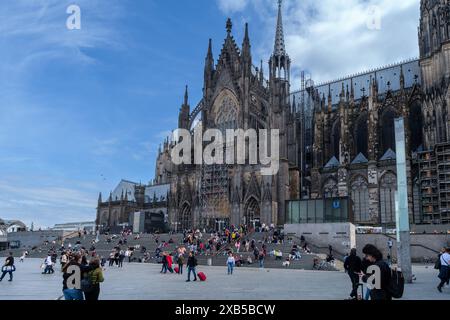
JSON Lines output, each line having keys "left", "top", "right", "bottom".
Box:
{"left": 0, "top": 0, "right": 420, "bottom": 228}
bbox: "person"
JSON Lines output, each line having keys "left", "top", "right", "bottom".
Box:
{"left": 84, "top": 257, "right": 104, "bottom": 301}
{"left": 160, "top": 252, "right": 168, "bottom": 273}
{"left": 62, "top": 254, "right": 92, "bottom": 300}
{"left": 227, "top": 252, "right": 235, "bottom": 275}
{"left": 0, "top": 253, "right": 15, "bottom": 282}
{"left": 42, "top": 254, "right": 55, "bottom": 274}
{"left": 60, "top": 252, "right": 68, "bottom": 270}
{"left": 361, "top": 257, "right": 372, "bottom": 300}
{"left": 166, "top": 253, "right": 174, "bottom": 273}
{"left": 258, "top": 250, "right": 265, "bottom": 269}
{"left": 177, "top": 254, "right": 184, "bottom": 275}
{"left": 343, "top": 248, "right": 362, "bottom": 300}
{"left": 437, "top": 247, "right": 450, "bottom": 293}
{"left": 359, "top": 244, "right": 392, "bottom": 300}
{"left": 118, "top": 251, "right": 125, "bottom": 268}
{"left": 19, "top": 251, "right": 27, "bottom": 263}
{"left": 186, "top": 252, "right": 198, "bottom": 282}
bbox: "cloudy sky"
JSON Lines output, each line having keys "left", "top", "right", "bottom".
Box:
{"left": 0, "top": 0, "right": 420, "bottom": 228}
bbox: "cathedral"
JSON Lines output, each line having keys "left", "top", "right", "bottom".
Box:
{"left": 98, "top": 0, "right": 450, "bottom": 232}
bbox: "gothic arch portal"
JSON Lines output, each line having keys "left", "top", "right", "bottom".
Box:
{"left": 179, "top": 202, "right": 192, "bottom": 231}
{"left": 244, "top": 196, "right": 260, "bottom": 228}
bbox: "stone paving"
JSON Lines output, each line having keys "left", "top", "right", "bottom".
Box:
{"left": 0, "top": 258, "right": 448, "bottom": 300}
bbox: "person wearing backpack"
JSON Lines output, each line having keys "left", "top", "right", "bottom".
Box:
{"left": 62, "top": 253, "right": 92, "bottom": 300}
{"left": 437, "top": 247, "right": 450, "bottom": 293}
{"left": 84, "top": 257, "right": 104, "bottom": 301}
{"left": 360, "top": 244, "right": 392, "bottom": 300}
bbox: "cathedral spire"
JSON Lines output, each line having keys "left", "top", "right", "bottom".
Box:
{"left": 242, "top": 23, "right": 252, "bottom": 69}
{"left": 274, "top": 0, "right": 286, "bottom": 56}
{"left": 98, "top": 192, "right": 102, "bottom": 204}
{"left": 184, "top": 85, "right": 189, "bottom": 106}
{"left": 269, "top": 0, "right": 290, "bottom": 82}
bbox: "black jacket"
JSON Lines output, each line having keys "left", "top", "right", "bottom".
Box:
{"left": 344, "top": 255, "right": 362, "bottom": 273}
{"left": 187, "top": 256, "right": 197, "bottom": 268}
{"left": 362, "top": 260, "right": 392, "bottom": 301}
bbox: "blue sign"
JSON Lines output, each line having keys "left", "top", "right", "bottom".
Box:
{"left": 333, "top": 200, "right": 340, "bottom": 209}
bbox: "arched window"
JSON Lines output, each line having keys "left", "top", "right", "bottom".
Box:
{"left": 215, "top": 96, "right": 238, "bottom": 132}
{"left": 179, "top": 203, "right": 192, "bottom": 231}
{"left": 323, "top": 178, "right": 338, "bottom": 198}
{"left": 381, "top": 108, "right": 396, "bottom": 153}
{"left": 354, "top": 113, "right": 368, "bottom": 157}
{"left": 409, "top": 101, "right": 423, "bottom": 152}
{"left": 380, "top": 173, "right": 397, "bottom": 226}
{"left": 351, "top": 176, "right": 369, "bottom": 223}
{"left": 331, "top": 119, "right": 340, "bottom": 159}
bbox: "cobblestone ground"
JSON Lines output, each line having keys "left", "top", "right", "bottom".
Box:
{"left": 0, "top": 258, "right": 448, "bottom": 300}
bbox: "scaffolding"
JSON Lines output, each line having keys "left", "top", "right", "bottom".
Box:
{"left": 417, "top": 143, "right": 450, "bottom": 225}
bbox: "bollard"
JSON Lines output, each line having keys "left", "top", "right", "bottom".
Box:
{"left": 207, "top": 258, "right": 212, "bottom": 266}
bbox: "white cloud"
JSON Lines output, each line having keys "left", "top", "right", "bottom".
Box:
{"left": 217, "top": 0, "right": 250, "bottom": 14}
{"left": 217, "top": 0, "right": 420, "bottom": 86}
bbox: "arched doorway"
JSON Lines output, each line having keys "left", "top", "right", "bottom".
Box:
{"left": 244, "top": 197, "right": 261, "bottom": 229}
{"left": 179, "top": 202, "right": 192, "bottom": 231}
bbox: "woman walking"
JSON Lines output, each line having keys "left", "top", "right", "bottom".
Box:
{"left": 84, "top": 257, "right": 104, "bottom": 301}
{"left": 227, "top": 252, "right": 236, "bottom": 275}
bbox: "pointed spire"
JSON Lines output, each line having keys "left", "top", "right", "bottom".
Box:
{"left": 184, "top": 85, "right": 189, "bottom": 106}
{"left": 274, "top": 0, "right": 286, "bottom": 56}
{"left": 226, "top": 18, "right": 233, "bottom": 35}
{"left": 98, "top": 192, "right": 102, "bottom": 204}
{"left": 242, "top": 23, "right": 252, "bottom": 66}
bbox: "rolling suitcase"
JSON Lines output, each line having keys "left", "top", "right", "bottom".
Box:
{"left": 174, "top": 267, "right": 179, "bottom": 274}
{"left": 197, "top": 272, "right": 207, "bottom": 281}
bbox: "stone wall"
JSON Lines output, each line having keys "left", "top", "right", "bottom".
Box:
{"left": 6, "top": 231, "right": 66, "bottom": 250}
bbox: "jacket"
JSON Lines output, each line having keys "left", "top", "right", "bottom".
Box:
{"left": 362, "top": 260, "right": 392, "bottom": 301}
{"left": 89, "top": 267, "right": 104, "bottom": 286}
{"left": 344, "top": 254, "right": 362, "bottom": 273}
{"left": 187, "top": 256, "right": 197, "bottom": 268}
{"left": 62, "top": 262, "right": 92, "bottom": 290}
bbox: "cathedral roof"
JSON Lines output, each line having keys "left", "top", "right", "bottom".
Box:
{"left": 351, "top": 153, "right": 369, "bottom": 165}
{"left": 380, "top": 148, "right": 396, "bottom": 161}
{"left": 109, "top": 180, "right": 169, "bottom": 203}
{"left": 324, "top": 156, "right": 340, "bottom": 168}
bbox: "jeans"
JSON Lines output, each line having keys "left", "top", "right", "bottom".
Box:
{"left": 43, "top": 265, "right": 54, "bottom": 274}
{"left": 365, "top": 288, "right": 371, "bottom": 300}
{"left": 161, "top": 263, "right": 167, "bottom": 273}
{"left": 259, "top": 259, "right": 264, "bottom": 268}
{"left": 227, "top": 263, "right": 234, "bottom": 275}
{"left": 63, "top": 289, "right": 84, "bottom": 300}
{"left": 187, "top": 267, "right": 197, "bottom": 281}
{"left": 178, "top": 264, "right": 183, "bottom": 275}
{"left": 0, "top": 271, "right": 13, "bottom": 281}
{"left": 348, "top": 272, "right": 359, "bottom": 298}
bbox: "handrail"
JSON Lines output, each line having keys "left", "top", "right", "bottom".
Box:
{"left": 378, "top": 233, "right": 441, "bottom": 255}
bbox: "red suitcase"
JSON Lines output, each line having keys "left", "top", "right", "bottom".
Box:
{"left": 174, "top": 267, "right": 179, "bottom": 274}
{"left": 197, "top": 272, "right": 206, "bottom": 281}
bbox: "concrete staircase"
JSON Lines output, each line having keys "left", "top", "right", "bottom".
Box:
{"left": 3, "top": 231, "right": 337, "bottom": 271}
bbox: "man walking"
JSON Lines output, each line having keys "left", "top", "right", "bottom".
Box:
{"left": 186, "top": 252, "right": 198, "bottom": 282}
{"left": 0, "top": 253, "right": 15, "bottom": 282}
{"left": 437, "top": 247, "right": 450, "bottom": 293}
{"left": 344, "top": 248, "right": 362, "bottom": 300}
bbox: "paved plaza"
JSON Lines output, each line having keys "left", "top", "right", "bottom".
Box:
{"left": 0, "top": 258, "right": 449, "bottom": 300}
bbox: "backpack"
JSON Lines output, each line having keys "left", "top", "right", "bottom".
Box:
{"left": 388, "top": 269, "right": 404, "bottom": 299}
{"left": 81, "top": 272, "right": 94, "bottom": 293}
